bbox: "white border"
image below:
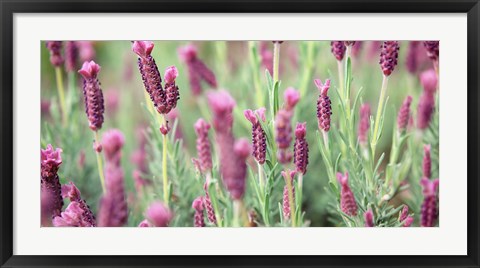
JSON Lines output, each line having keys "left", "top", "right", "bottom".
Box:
{"left": 14, "top": 14, "right": 467, "bottom": 255}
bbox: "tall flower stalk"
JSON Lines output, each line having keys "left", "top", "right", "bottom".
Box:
{"left": 46, "top": 41, "right": 67, "bottom": 125}
{"left": 41, "top": 145, "right": 64, "bottom": 223}
{"left": 272, "top": 41, "right": 283, "bottom": 83}
{"left": 78, "top": 60, "right": 106, "bottom": 193}
{"left": 97, "top": 130, "right": 128, "bottom": 227}
{"left": 371, "top": 41, "right": 399, "bottom": 157}
{"left": 132, "top": 41, "right": 180, "bottom": 206}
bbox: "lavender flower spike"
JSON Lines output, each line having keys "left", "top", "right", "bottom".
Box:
{"left": 132, "top": 41, "right": 167, "bottom": 114}
{"left": 192, "top": 197, "right": 206, "bottom": 227}
{"left": 244, "top": 108, "right": 267, "bottom": 164}
{"left": 364, "top": 210, "right": 374, "bottom": 227}
{"left": 64, "top": 41, "right": 78, "bottom": 73}
{"left": 53, "top": 202, "right": 95, "bottom": 227}
{"left": 331, "top": 41, "right": 346, "bottom": 61}
{"left": 420, "top": 178, "right": 439, "bottom": 227}
{"left": 146, "top": 201, "right": 173, "bottom": 227}
{"left": 379, "top": 41, "right": 400, "bottom": 76}
{"left": 224, "top": 138, "right": 251, "bottom": 200}
{"left": 78, "top": 60, "right": 105, "bottom": 131}
{"left": 164, "top": 66, "right": 180, "bottom": 114}
{"left": 207, "top": 90, "right": 236, "bottom": 134}
{"left": 423, "top": 41, "right": 439, "bottom": 62}
{"left": 98, "top": 129, "right": 128, "bottom": 227}
{"left": 284, "top": 87, "right": 300, "bottom": 111}
{"left": 46, "top": 41, "right": 64, "bottom": 67}
{"left": 405, "top": 41, "right": 420, "bottom": 74}
{"left": 417, "top": 91, "right": 435, "bottom": 130}
{"left": 41, "top": 145, "right": 64, "bottom": 218}
{"left": 399, "top": 205, "right": 413, "bottom": 227}
{"left": 423, "top": 144, "right": 432, "bottom": 179}
{"left": 98, "top": 166, "right": 128, "bottom": 227}
{"left": 179, "top": 44, "right": 217, "bottom": 95}
{"left": 293, "top": 122, "right": 309, "bottom": 175}
{"left": 138, "top": 220, "right": 151, "bottom": 227}
{"left": 275, "top": 88, "right": 300, "bottom": 164}
{"left": 58, "top": 182, "right": 97, "bottom": 227}
{"left": 282, "top": 170, "right": 296, "bottom": 219}
{"left": 315, "top": 78, "right": 332, "bottom": 132}
{"left": 203, "top": 183, "right": 217, "bottom": 225}
{"left": 207, "top": 90, "right": 238, "bottom": 193}
{"left": 397, "top": 96, "right": 413, "bottom": 132}
{"left": 358, "top": 103, "right": 371, "bottom": 144}
{"left": 102, "top": 129, "right": 125, "bottom": 166}
{"left": 194, "top": 118, "right": 213, "bottom": 173}
{"left": 275, "top": 109, "right": 293, "bottom": 164}
{"left": 420, "top": 69, "right": 438, "bottom": 94}
{"left": 337, "top": 172, "right": 358, "bottom": 216}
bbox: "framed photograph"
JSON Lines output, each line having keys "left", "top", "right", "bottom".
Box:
{"left": 1, "top": 0, "right": 479, "bottom": 267}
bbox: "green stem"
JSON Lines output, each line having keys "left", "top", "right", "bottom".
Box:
{"left": 249, "top": 41, "right": 264, "bottom": 108}
{"left": 337, "top": 60, "right": 345, "bottom": 99}
{"left": 55, "top": 67, "right": 67, "bottom": 126}
{"left": 299, "top": 42, "right": 316, "bottom": 97}
{"left": 371, "top": 75, "right": 389, "bottom": 158}
{"left": 94, "top": 131, "right": 106, "bottom": 194}
{"left": 162, "top": 129, "right": 169, "bottom": 206}
{"left": 258, "top": 162, "right": 265, "bottom": 192}
{"left": 273, "top": 42, "right": 281, "bottom": 84}
{"left": 297, "top": 173, "right": 303, "bottom": 220}
{"left": 233, "top": 200, "right": 246, "bottom": 227}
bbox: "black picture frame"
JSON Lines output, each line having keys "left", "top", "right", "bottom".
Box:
{"left": 1, "top": 1, "right": 479, "bottom": 267}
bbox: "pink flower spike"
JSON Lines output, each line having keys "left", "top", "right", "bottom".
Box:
{"left": 358, "top": 103, "right": 371, "bottom": 144}
{"left": 132, "top": 41, "right": 154, "bottom": 59}
{"left": 41, "top": 144, "right": 63, "bottom": 167}
{"left": 281, "top": 170, "right": 296, "bottom": 219}
{"left": 245, "top": 108, "right": 267, "bottom": 165}
{"left": 164, "top": 66, "right": 179, "bottom": 84}
{"left": 397, "top": 96, "right": 413, "bottom": 132}
{"left": 192, "top": 197, "right": 204, "bottom": 211}
{"left": 146, "top": 201, "right": 173, "bottom": 227}
{"left": 423, "top": 144, "right": 432, "bottom": 179}
{"left": 102, "top": 129, "right": 125, "bottom": 165}
{"left": 207, "top": 90, "right": 236, "bottom": 133}
{"left": 256, "top": 107, "right": 267, "bottom": 122}
{"left": 399, "top": 205, "right": 409, "bottom": 222}
{"left": 194, "top": 118, "right": 213, "bottom": 173}
{"left": 192, "top": 197, "right": 206, "bottom": 227}
{"left": 403, "top": 216, "right": 414, "bottom": 227}
{"left": 420, "top": 69, "right": 438, "bottom": 94}
{"left": 234, "top": 138, "right": 251, "bottom": 159}
{"left": 78, "top": 60, "right": 101, "bottom": 80}
{"left": 331, "top": 41, "right": 346, "bottom": 61}
{"left": 364, "top": 210, "right": 374, "bottom": 227}
{"left": 314, "top": 78, "right": 331, "bottom": 95}
{"left": 337, "top": 172, "right": 358, "bottom": 216}
{"left": 316, "top": 79, "right": 332, "bottom": 132}
{"left": 294, "top": 122, "right": 309, "bottom": 174}
{"left": 244, "top": 109, "right": 257, "bottom": 124}
{"left": 61, "top": 181, "right": 81, "bottom": 201}
{"left": 420, "top": 178, "right": 439, "bottom": 227}
{"left": 379, "top": 41, "right": 400, "bottom": 76}
{"left": 178, "top": 44, "right": 198, "bottom": 62}
{"left": 138, "top": 220, "right": 151, "bottom": 227}
{"left": 284, "top": 87, "right": 300, "bottom": 111}
{"left": 41, "top": 145, "right": 64, "bottom": 218}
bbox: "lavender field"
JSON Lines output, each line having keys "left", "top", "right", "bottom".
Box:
{"left": 40, "top": 41, "right": 439, "bottom": 227}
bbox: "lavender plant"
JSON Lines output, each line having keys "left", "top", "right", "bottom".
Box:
{"left": 41, "top": 40, "right": 440, "bottom": 227}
